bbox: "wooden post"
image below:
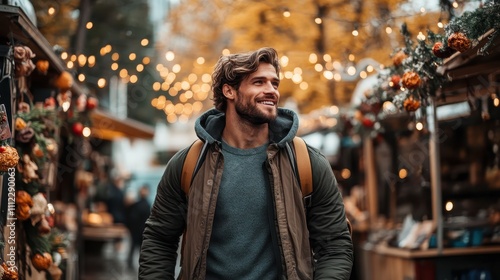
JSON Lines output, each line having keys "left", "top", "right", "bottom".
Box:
{"left": 364, "top": 136, "right": 378, "bottom": 228}
{"left": 0, "top": 44, "right": 15, "bottom": 226}
{"left": 428, "top": 97, "right": 443, "bottom": 253}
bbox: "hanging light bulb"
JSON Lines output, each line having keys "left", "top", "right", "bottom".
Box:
{"left": 165, "top": 51, "right": 175, "bottom": 61}
{"left": 283, "top": 8, "right": 291, "bottom": 17}
{"left": 437, "top": 18, "right": 444, "bottom": 28}
{"left": 416, "top": 122, "right": 424, "bottom": 131}
{"left": 48, "top": 6, "right": 56, "bottom": 15}
{"left": 417, "top": 32, "right": 426, "bottom": 41}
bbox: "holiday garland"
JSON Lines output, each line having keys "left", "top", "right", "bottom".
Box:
{"left": 348, "top": 0, "right": 499, "bottom": 137}
{"left": 445, "top": 0, "right": 500, "bottom": 55}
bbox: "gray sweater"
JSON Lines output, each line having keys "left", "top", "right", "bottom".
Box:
{"left": 206, "top": 141, "right": 278, "bottom": 279}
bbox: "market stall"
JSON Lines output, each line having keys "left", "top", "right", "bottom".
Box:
{"left": 0, "top": 4, "right": 101, "bottom": 279}
{"left": 0, "top": 4, "right": 155, "bottom": 280}
{"left": 354, "top": 3, "right": 500, "bottom": 279}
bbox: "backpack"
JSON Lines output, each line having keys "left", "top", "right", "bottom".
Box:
{"left": 180, "top": 136, "right": 312, "bottom": 202}
{"left": 178, "top": 137, "right": 351, "bottom": 266}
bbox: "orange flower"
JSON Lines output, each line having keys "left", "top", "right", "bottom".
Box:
{"left": 1, "top": 262, "right": 19, "bottom": 280}
{"left": 0, "top": 146, "right": 20, "bottom": 171}
{"left": 53, "top": 71, "right": 74, "bottom": 91}
{"left": 403, "top": 97, "right": 421, "bottom": 112}
{"left": 36, "top": 60, "right": 49, "bottom": 75}
{"left": 16, "top": 190, "right": 34, "bottom": 207}
{"left": 33, "top": 144, "right": 45, "bottom": 158}
{"left": 15, "top": 118, "right": 27, "bottom": 130}
{"left": 15, "top": 203, "right": 31, "bottom": 221}
{"left": 392, "top": 51, "right": 407, "bottom": 67}
{"left": 402, "top": 71, "right": 421, "bottom": 89}
{"left": 31, "top": 253, "right": 53, "bottom": 271}
{"left": 448, "top": 32, "right": 471, "bottom": 53}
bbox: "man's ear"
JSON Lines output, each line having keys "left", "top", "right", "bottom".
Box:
{"left": 223, "top": 84, "right": 235, "bottom": 100}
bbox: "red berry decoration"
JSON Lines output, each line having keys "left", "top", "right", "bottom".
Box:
{"left": 432, "top": 42, "right": 455, "bottom": 58}
{"left": 390, "top": 75, "right": 401, "bottom": 89}
{"left": 72, "top": 122, "right": 84, "bottom": 136}
{"left": 86, "top": 96, "right": 99, "bottom": 110}
{"left": 362, "top": 118, "right": 375, "bottom": 128}
{"left": 44, "top": 97, "right": 56, "bottom": 108}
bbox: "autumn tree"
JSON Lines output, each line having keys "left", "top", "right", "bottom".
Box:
{"left": 31, "top": 0, "right": 80, "bottom": 50}
{"left": 31, "top": 0, "right": 163, "bottom": 125}
{"left": 157, "top": 0, "right": 447, "bottom": 118}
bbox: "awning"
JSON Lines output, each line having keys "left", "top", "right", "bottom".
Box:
{"left": 90, "top": 109, "right": 155, "bottom": 140}
{"left": 437, "top": 28, "right": 500, "bottom": 104}
{"left": 0, "top": 5, "right": 68, "bottom": 76}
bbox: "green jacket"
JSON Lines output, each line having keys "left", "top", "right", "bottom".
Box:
{"left": 139, "top": 108, "right": 353, "bottom": 279}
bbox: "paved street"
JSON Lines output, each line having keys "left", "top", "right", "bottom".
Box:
{"left": 80, "top": 237, "right": 138, "bottom": 280}
{"left": 79, "top": 235, "right": 181, "bottom": 279}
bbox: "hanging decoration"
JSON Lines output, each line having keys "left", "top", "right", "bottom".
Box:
{"left": 0, "top": 262, "right": 19, "bottom": 280}
{"left": 13, "top": 45, "right": 36, "bottom": 78}
{"left": 5, "top": 42, "right": 96, "bottom": 279}
{"left": 447, "top": 32, "right": 471, "bottom": 53}
{"left": 36, "top": 60, "right": 49, "bottom": 75}
{"left": 445, "top": 0, "right": 500, "bottom": 55}
{"left": 0, "top": 145, "right": 19, "bottom": 172}
{"left": 344, "top": 0, "right": 500, "bottom": 138}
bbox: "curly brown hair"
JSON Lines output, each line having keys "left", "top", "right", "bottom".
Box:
{"left": 211, "top": 47, "right": 280, "bottom": 112}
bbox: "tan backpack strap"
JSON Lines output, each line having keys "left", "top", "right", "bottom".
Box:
{"left": 181, "top": 139, "right": 204, "bottom": 195}
{"left": 293, "top": 137, "right": 312, "bottom": 197}
{"left": 180, "top": 139, "right": 203, "bottom": 267}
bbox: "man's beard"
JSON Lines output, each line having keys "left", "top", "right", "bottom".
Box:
{"left": 234, "top": 93, "right": 277, "bottom": 125}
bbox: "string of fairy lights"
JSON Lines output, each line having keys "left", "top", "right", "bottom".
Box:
{"left": 48, "top": 1, "right": 471, "bottom": 124}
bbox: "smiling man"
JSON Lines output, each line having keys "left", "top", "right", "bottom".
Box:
{"left": 139, "top": 47, "right": 353, "bottom": 280}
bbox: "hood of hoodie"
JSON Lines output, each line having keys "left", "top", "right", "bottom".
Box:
{"left": 194, "top": 108, "right": 299, "bottom": 148}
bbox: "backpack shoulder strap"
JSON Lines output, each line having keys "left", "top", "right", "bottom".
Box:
{"left": 293, "top": 137, "right": 312, "bottom": 197}
{"left": 181, "top": 139, "right": 204, "bottom": 195}
{"left": 293, "top": 137, "right": 352, "bottom": 235}
{"left": 180, "top": 139, "right": 204, "bottom": 266}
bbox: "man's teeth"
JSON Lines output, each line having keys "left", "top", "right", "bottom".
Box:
{"left": 259, "top": 101, "right": 274, "bottom": 105}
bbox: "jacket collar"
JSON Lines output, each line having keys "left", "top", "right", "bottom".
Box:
{"left": 194, "top": 108, "right": 299, "bottom": 148}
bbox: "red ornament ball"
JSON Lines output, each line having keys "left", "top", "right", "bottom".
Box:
{"left": 432, "top": 42, "right": 455, "bottom": 58}
{"left": 72, "top": 122, "right": 84, "bottom": 136}
{"left": 390, "top": 75, "right": 401, "bottom": 89}
{"left": 362, "top": 118, "right": 375, "bottom": 128}
{"left": 86, "top": 96, "right": 99, "bottom": 110}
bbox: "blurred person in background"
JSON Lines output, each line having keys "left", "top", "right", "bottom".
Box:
{"left": 126, "top": 184, "right": 151, "bottom": 269}
{"left": 105, "top": 170, "right": 127, "bottom": 224}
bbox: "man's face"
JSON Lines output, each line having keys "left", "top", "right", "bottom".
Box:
{"left": 233, "top": 63, "right": 280, "bottom": 125}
